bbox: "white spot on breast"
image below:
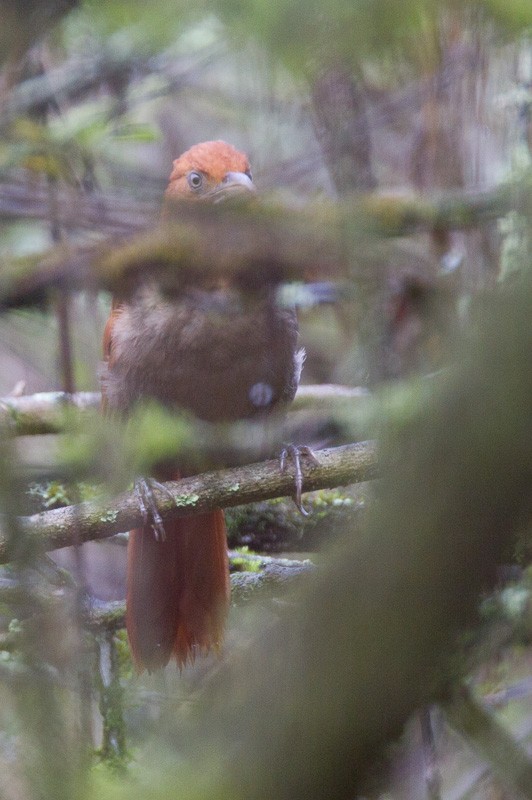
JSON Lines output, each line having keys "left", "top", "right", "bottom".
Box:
{"left": 249, "top": 382, "right": 274, "bottom": 408}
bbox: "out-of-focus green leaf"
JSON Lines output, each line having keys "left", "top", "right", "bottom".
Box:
{"left": 482, "top": 0, "right": 532, "bottom": 30}
{"left": 75, "top": 0, "right": 195, "bottom": 51}
{"left": 213, "top": 0, "right": 531, "bottom": 74}
{"left": 111, "top": 123, "right": 160, "bottom": 143}
{"left": 48, "top": 102, "right": 113, "bottom": 146}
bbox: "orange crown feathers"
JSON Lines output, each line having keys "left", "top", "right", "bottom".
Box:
{"left": 166, "top": 140, "right": 250, "bottom": 192}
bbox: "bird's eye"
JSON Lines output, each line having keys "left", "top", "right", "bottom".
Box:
{"left": 187, "top": 171, "right": 203, "bottom": 190}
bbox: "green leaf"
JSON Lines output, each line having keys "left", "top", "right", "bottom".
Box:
{"left": 111, "top": 123, "right": 160, "bottom": 143}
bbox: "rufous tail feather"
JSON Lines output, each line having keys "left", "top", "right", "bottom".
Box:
{"left": 126, "top": 508, "right": 230, "bottom": 672}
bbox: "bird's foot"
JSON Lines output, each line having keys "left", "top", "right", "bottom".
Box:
{"left": 279, "top": 444, "right": 320, "bottom": 516}
{"left": 134, "top": 478, "right": 174, "bottom": 541}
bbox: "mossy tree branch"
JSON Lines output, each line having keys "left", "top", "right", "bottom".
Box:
{"left": 0, "top": 391, "right": 100, "bottom": 435}
{"left": 0, "top": 441, "right": 378, "bottom": 564}
{"left": 0, "top": 176, "right": 529, "bottom": 309}
{"left": 83, "top": 553, "right": 316, "bottom": 633}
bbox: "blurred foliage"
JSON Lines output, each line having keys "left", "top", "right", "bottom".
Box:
{"left": 73, "top": 0, "right": 193, "bottom": 51}
{"left": 0, "top": 0, "right": 532, "bottom": 799}
{"left": 211, "top": 0, "right": 532, "bottom": 88}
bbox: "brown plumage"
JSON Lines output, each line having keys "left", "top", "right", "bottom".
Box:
{"left": 101, "top": 141, "right": 302, "bottom": 670}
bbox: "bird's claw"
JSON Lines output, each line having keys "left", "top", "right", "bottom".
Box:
{"left": 280, "top": 444, "right": 319, "bottom": 516}
{"left": 134, "top": 478, "right": 173, "bottom": 541}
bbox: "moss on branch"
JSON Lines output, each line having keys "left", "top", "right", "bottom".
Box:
{"left": 0, "top": 177, "right": 528, "bottom": 309}
{"left": 0, "top": 391, "right": 100, "bottom": 435}
{"left": 83, "top": 553, "right": 315, "bottom": 633}
{"left": 0, "top": 441, "right": 378, "bottom": 563}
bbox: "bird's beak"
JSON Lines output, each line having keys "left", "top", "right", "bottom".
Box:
{"left": 210, "top": 171, "right": 256, "bottom": 203}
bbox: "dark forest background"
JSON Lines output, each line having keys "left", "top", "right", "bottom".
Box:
{"left": 0, "top": 2, "right": 531, "bottom": 799}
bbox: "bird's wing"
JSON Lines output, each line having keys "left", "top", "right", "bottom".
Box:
{"left": 102, "top": 298, "right": 124, "bottom": 368}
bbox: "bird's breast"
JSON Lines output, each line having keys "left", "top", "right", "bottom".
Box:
{"left": 102, "top": 286, "right": 300, "bottom": 422}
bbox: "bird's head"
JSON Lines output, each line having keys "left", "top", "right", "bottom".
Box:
{"left": 164, "top": 140, "right": 255, "bottom": 205}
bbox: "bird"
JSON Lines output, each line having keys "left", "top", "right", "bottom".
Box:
{"left": 101, "top": 140, "right": 304, "bottom": 671}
